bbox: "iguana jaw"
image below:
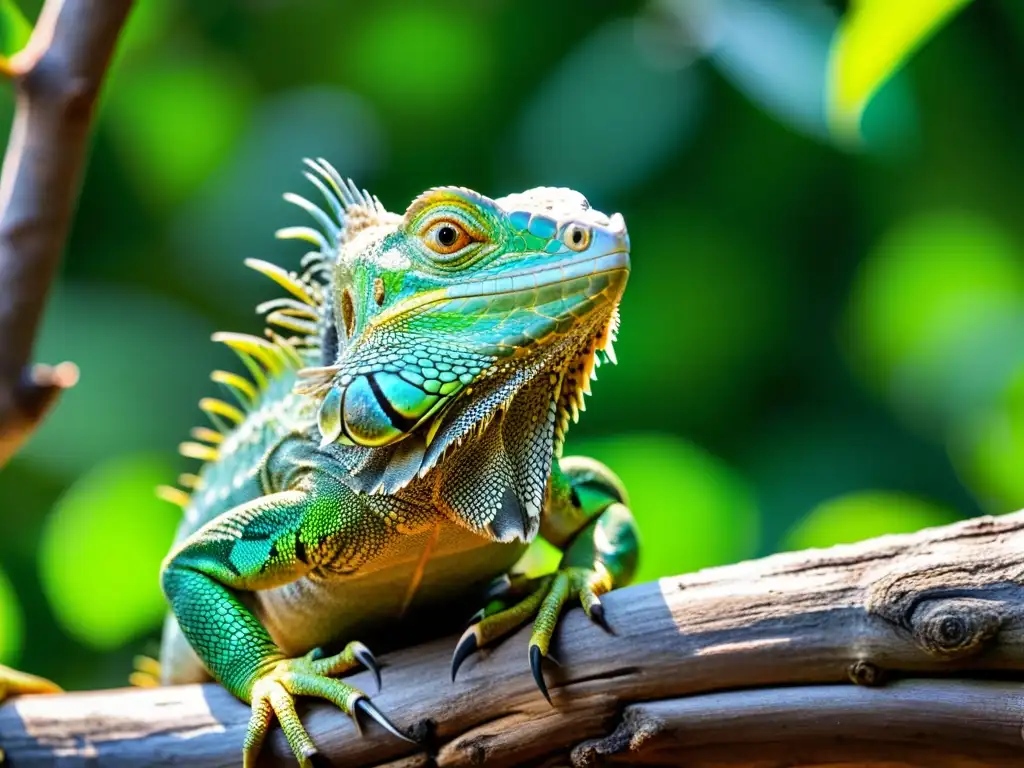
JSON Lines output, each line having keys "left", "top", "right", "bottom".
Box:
{"left": 368, "top": 248, "right": 629, "bottom": 332}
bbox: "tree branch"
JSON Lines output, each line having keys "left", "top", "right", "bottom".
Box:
{"left": 3, "top": 511, "right": 1024, "bottom": 766}
{"left": 0, "top": 0, "right": 133, "bottom": 467}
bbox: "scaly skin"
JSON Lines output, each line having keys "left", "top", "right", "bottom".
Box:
{"left": 159, "top": 164, "right": 639, "bottom": 766}
{"left": 7, "top": 160, "right": 640, "bottom": 767}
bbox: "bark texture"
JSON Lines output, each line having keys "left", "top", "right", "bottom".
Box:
{"left": 3, "top": 511, "right": 1024, "bottom": 767}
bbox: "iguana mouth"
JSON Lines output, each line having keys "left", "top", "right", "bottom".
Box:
{"left": 444, "top": 249, "right": 630, "bottom": 299}
{"left": 368, "top": 249, "right": 629, "bottom": 330}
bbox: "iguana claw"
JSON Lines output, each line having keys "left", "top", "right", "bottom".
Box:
{"left": 241, "top": 641, "right": 409, "bottom": 768}
{"left": 351, "top": 642, "right": 382, "bottom": 693}
{"left": 353, "top": 697, "right": 416, "bottom": 742}
{"left": 588, "top": 602, "right": 612, "bottom": 634}
{"left": 450, "top": 628, "right": 478, "bottom": 682}
{"left": 529, "top": 644, "right": 551, "bottom": 704}
{"left": 450, "top": 566, "right": 613, "bottom": 703}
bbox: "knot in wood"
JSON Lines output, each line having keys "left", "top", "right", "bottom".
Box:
{"left": 909, "top": 597, "right": 1002, "bottom": 659}
{"left": 847, "top": 660, "right": 884, "bottom": 687}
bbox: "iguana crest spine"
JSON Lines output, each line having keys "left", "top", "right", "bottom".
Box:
{"left": 158, "top": 159, "right": 388, "bottom": 508}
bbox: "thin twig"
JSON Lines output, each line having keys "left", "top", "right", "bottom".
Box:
{"left": 0, "top": 0, "right": 134, "bottom": 467}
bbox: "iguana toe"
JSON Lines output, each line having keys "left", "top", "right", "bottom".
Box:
{"left": 451, "top": 565, "right": 613, "bottom": 703}
{"left": 242, "top": 641, "right": 409, "bottom": 768}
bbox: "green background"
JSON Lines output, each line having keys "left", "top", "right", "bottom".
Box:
{"left": 2, "top": 0, "right": 1023, "bottom": 692}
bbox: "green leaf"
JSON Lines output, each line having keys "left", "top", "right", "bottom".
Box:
{"left": 567, "top": 433, "right": 759, "bottom": 584}
{"left": 39, "top": 455, "right": 181, "bottom": 650}
{"left": 0, "top": 0, "right": 30, "bottom": 57}
{"left": 783, "top": 491, "right": 959, "bottom": 551}
{"left": 827, "top": 0, "right": 972, "bottom": 142}
{"left": 0, "top": 564, "right": 23, "bottom": 665}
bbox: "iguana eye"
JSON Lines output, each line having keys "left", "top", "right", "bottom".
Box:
{"left": 562, "top": 223, "right": 591, "bottom": 252}
{"left": 422, "top": 219, "right": 475, "bottom": 256}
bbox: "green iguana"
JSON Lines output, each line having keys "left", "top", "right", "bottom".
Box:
{"left": 0, "top": 160, "right": 639, "bottom": 767}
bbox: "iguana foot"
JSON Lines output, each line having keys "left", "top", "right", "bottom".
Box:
{"left": 243, "top": 641, "right": 411, "bottom": 768}
{"left": 0, "top": 664, "right": 62, "bottom": 702}
{"left": 451, "top": 564, "right": 613, "bottom": 703}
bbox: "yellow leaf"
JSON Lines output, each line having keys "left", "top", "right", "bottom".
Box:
{"left": 827, "top": 0, "right": 972, "bottom": 143}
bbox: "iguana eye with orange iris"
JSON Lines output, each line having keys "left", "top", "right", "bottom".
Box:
{"left": 422, "top": 219, "right": 475, "bottom": 255}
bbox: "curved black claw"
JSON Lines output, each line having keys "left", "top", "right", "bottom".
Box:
{"left": 483, "top": 573, "right": 513, "bottom": 601}
{"left": 352, "top": 642, "right": 382, "bottom": 693}
{"left": 589, "top": 602, "right": 613, "bottom": 634}
{"left": 464, "top": 607, "right": 486, "bottom": 629}
{"left": 530, "top": 644, "right": 552, "bottom": 705}
{"left": 451, "top": 626, "right": 478, "bottom": 682}
{"left": 353, "top": 697, "right": 417, "bottom": 743}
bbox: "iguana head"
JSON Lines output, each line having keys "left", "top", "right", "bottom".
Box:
{"left": 280, "top": 161, "right": 629, "bottom": 542}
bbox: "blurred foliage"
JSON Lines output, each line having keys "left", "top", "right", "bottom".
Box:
{"left": 0, "top": 0, "right": 1021, "bottom": 692}
{"left": 783, "top": 491, "right": 959, "bottom": 550}
{"left": 0, "top": 565, "right": 22, "bottom": 665}
{"left": 39, "top": 456, "right": 180, "bottom": 651}
{"left": 828, "top": 0, "right": 973, "bottom": 140}
{"left": 0, "top": 0, "right": 29, "bottom": 57}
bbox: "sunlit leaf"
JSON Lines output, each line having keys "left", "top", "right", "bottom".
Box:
{"left": 0, "top": 564, "right": 23, "bottom": 664}
{"left": 567, "top": 433, "right": 758, "bottom": 584}
{"left": 783, "top": 491, "right": 960, "bottom": 551}
{"left": 507, "top": 18, "right": 701, "bottom": 199}
{"left": 0, "top": 0, "right": 30, "bottom": 57}
{"left": 827, "top": 0, "right": 972, "bottom": 142}
{"left": 39, "top": 455, "right": 180, "bottom": 650}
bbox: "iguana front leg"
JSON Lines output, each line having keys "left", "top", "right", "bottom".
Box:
{"left": 451, "top": 455, "right": 638, "bottom": 702}
{"left": 161, "top": 475, "right": 411, "bottom": 768}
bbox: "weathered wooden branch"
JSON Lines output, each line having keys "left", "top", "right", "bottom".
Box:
{"left": 4, "top": 511, "right": 1024, "bottom": 767}
{"left": 0, "top": 0, "right": 133, "bottom": 467}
